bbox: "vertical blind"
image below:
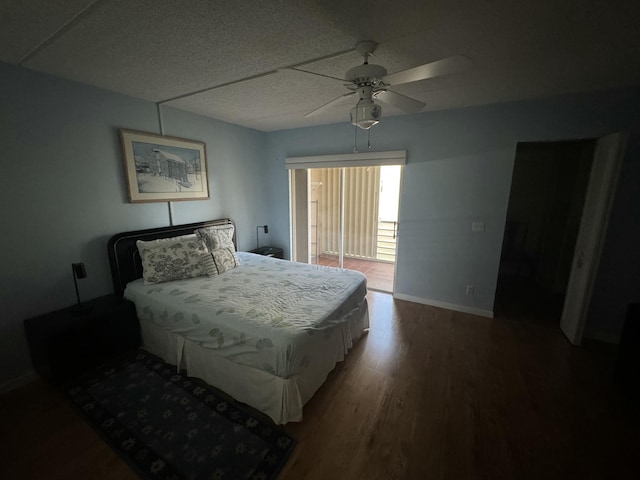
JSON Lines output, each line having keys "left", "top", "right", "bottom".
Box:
{"left": 311, "top": 167, "right": 381, "bottom": 259}
{"left": 344, "top": 167, "right": 380, "bottom": 258}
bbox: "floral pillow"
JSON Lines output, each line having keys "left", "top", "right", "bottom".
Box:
{"left": 137, "top": 234, "right": 209, "bottom": 284}
{"left": 196, "top": 224, "right": 240, "bottom": 266}
{"left": 203, "top": 247, "right": 239, "bottom": 276}
{"left": 195, "top": 224, "right": 235, "bottom": 251}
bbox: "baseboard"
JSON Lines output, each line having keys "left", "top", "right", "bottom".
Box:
{"left": 583, "top": 329, "right": 621, "bottom": 344}
{"left": 393, "top": 293, "right": 494, "bottom": 318}
{"left": 0, "top": 370, "right": 38, "bottom": 395}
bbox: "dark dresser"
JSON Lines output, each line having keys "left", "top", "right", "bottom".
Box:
{"left": 249, "top": 246, "right": 284, "bottom": 259}
{"left": 24, "top": 294, "right": 140, "bottom": 384}
{"left": 615, "top": 303, "right": 640, "bottom": 402}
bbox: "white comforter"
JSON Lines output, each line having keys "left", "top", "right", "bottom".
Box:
{"left": 124, "top": 252, "right": 367, "bottom": 378}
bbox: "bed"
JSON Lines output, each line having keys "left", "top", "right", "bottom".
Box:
{"left": 108, "top": 218, "right": 369, "bottom": 424}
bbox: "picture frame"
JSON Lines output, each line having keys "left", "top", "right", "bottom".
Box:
{"left": 119, "top": 129, "right": 210, "bottom": 203}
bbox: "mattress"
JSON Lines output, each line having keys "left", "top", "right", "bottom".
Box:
{"left": 124, "top": 252, "right": 368, "bottom": 379}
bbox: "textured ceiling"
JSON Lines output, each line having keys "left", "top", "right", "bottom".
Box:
{"left": 3, "top": 0, "right": 640, "bottom": 131}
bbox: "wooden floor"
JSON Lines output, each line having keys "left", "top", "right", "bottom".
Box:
{"left": 317, "top": 254, "right": 395, "bottom": 292}
{"left": 1, "top": 292, "right": 638, "bottom": 479}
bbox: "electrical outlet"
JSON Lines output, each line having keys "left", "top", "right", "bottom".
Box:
{"left": 472, "top": 221, "right": 485, "bottom": 232}
{"left": 72, "top": 262, "right": 87, "bottom": 279}
{"left": 465, "top": 285, "right": 475, "bottom": 295}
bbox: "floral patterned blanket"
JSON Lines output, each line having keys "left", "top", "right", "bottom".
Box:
{"left": 125, "top": 252, "right": 367, "bottom": 378}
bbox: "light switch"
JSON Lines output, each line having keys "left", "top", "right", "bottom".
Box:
{"left": 472, "top": 221, "right": 485, "bottom": 232}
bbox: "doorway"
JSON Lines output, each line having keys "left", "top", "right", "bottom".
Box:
{"left": 495, "top": 140, "right": 595, "bottom": 324}
{"left": 298, "top": 165, "right": 401, "bottom": 292}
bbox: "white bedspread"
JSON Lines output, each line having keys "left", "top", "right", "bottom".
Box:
{"left": 124, "top": 252, "right": 367, "bottom": 379}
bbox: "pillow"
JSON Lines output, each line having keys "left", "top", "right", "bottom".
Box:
{"left": 136, "top": 234, "right": 208, "bottom": 284}
{"left": 195, "top": 224, "right": 235, "bottom": 251}
{"left": 203, "top": 247, "right": 240, "bottom": 276}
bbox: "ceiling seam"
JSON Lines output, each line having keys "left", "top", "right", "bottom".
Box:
{"left": 158, "top": 47, "right": 356, "bottom": 105}
{"left": 18, "top": 0, "right": 105, "bottom": 66}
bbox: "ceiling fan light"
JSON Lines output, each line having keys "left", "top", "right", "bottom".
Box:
{"left": 350, "top": 102, "right": 382, "bottom": 130}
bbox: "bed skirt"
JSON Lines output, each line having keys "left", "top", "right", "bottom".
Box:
{"left": 138, "top": 299, "right": 369, "bottom": 424}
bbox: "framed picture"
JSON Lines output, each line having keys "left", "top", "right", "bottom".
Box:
{"left": 119, "top": 129, "right": 210, "bottom": 203}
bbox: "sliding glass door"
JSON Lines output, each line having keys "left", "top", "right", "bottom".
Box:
{"left": 292, "top": 166, "right": 399, "bottom": 291}
{"left": 288, "top": 151, "right": 404, "bottom": 292}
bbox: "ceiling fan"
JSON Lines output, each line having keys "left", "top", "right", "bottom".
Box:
{"left": 288, "top": 41, "right": 471, "bottom": 129}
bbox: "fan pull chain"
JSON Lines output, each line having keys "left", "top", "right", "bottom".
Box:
{"left": 353, "top": 126, "right": 375, "bottom": 152}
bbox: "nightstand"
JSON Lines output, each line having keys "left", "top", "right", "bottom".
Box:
{"left": 24, "top": 294, "right": 140, "bottom": 384}
{"left": 250, "top": 246, "right": 284, "bottom": 259}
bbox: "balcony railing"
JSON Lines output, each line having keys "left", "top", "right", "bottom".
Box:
{"left": 376, "top": 220, "right": 397, "bottom": 262}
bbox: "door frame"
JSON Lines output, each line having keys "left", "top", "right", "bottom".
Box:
{"left": 559, "top": 132, "right": 627, "bottom": 345}
{"left": 287, "top": 151, "right": 407, "bottom": 294}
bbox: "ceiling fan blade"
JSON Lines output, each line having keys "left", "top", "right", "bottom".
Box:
{"left": 305, "top": 92, "right": 355, "bottom": 117}
{"left": 280, "top": 67, "right": 345, "bottom": 83}
{"left": 374, "top": 90, "right": 425, "bottom": 113}
{"left": 382, "top": 55, "right": 471, "bottom": 86}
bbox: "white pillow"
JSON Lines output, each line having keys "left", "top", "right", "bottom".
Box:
{"left": 137, "top": 234, "right": 208, "bottom": 284}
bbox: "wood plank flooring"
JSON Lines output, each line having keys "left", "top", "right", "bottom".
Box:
{"left": 1, "top": 292, "right": 638, "bottom": 479}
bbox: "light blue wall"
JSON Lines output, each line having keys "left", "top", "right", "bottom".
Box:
{"left": 0, "top": 63, "right": 269, "bottom": 387}
{"left": 266, "top": 88, "right": 640, "bottom": 331}
{"left": 2, "top": 59, "right": 638, "bottom": 389}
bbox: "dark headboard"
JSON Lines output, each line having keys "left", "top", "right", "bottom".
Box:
{"left": 107, "top": 218, "right": 236, "bottom": 296}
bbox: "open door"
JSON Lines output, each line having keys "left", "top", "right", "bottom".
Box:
{"left": 560, "top": 132, "right": 627, "bottom": 345}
